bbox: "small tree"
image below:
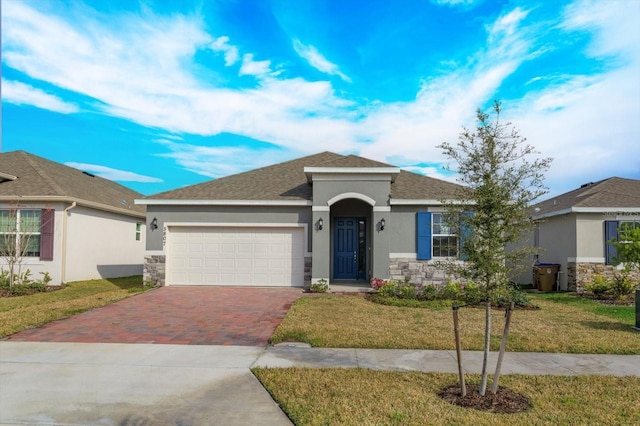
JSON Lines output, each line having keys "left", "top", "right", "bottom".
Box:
{"left": 613, "top": 225, "right": 640, "bottom": 274}
{"left": 438, "top": 100, "right": 552, "bottom": 395}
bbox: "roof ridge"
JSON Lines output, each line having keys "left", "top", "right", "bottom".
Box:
{"left": 20, "top": 151, "right": 66, "bottom": 196}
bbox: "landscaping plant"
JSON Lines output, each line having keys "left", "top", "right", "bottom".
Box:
{"left": 437, "top": 100, "right": 552, "bottom": 396}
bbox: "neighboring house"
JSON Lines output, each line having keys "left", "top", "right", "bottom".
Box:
{"left": 137, "top": 151, "right": 467, "bottom": 287}
{"left": 528, "top": 177, "right": 640, "bottom": 292}
{"left": 0, "top": 151, "right": 146, "bottom": 285}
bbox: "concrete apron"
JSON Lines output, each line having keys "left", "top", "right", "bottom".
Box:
{"left": 0, "top": 342, "right": 292, "bottom": 426}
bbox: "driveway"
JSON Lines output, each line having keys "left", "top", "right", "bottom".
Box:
{"left": 7, "top": 287, "right": 303, "bottom": 346}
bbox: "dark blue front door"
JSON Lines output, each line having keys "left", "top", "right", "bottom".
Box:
{"left": 334, "top": 218, "right": 366, "bottom": 280}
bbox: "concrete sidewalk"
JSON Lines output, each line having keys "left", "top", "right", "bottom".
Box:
{"left": 2, "top": 342, "right": 639, "bottom": 425}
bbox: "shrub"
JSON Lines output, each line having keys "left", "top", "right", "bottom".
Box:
{"left": 377, "top": 280, "right": 399, "bottom": 297}
{"left": 585, "top": 275, "right": 610, "bottom": 298}
{"left": 609, "top": 273, "right": 637, "bottom": 299}
{"left": 417, "top": 284, "right": 439, "bottom": 301}
{"left": 370, "top": 277, "right": 387, "bottom": 290}
{"left": 309, "top": 279, "right": 329, "bottom": 293}
{"left": 460, "top": 281, "right": 483, "bottom": 305}
{"left": 397, "top": 284, "right": 416, "bottom": 299}
{"left": 440, "top": 281, "right": 462, "bottom": 300}
{"left": 0, "top": 268, "right": 55, "bottom": 296}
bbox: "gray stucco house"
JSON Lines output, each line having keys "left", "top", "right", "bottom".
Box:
{"left": 137, "top": 152, "right": 467, "bottom": 287}
{"left": 528, "top": 177, "right": 640, "bottom": 292}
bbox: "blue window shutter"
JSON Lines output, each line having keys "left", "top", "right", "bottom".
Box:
{"left": 40, "top": 209, "right": 55, "bottom": 261}
{"left": 459, "top": 211, "right": 474, "bottom": 261}
{"left": 417, "top": 212, "right": 432, "bottom": 260}
{"left": 604, "top": 220, "right": 619, "bottom": 265}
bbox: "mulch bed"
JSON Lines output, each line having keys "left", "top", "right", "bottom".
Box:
{"left": 0, "top": 285, "right": 63, "bottom": 298}
{"left": 438, "top": 383, "right": 532, "bottom": 414}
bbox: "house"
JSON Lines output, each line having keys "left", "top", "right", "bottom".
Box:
{"left": 0, "top": 151, "right": 146, "bottom": 284}
{"left": 528, "top": 177, "right": 640, "bottom": 292}
{"left": 137, "top": 151, "right": 467, "bottom": 287}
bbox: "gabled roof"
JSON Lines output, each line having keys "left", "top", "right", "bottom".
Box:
{"left": 142, "top": 151, "right": 464, "bottom": 203}
{"left": 0, "top": 150, "right": 145, "bottom": 217}
{"left": 532, "top": 177, "right": 640, "bottom": 218}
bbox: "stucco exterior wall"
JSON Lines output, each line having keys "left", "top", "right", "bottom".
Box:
{"left": 65, "top": 206, "right": 144, "bottom": 282}
{"left": 536, "top": 213, "right": 576, "bottom": 290}
{"left": 145, "top": 205, "right": 311, "bottom": 252}
{"left": 576, "top": 213, "right": 607, "bottom": 258}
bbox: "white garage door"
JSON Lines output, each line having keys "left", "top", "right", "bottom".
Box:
{"left": 167, "top": 226, "right": 305, "bottom": 286}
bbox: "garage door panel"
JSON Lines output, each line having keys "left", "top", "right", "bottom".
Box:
{"left": 168, "top": 227, "right": 304, "bottom": 287}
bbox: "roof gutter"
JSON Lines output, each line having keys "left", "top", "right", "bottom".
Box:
{"left": 0, "top": 196, "right": 145, "bottom": 219}
{"left": 532, "top": 207, "right": 640, "bottom": 220}
{"left": 61, "top": 202, "right": 77, "bottom": 284}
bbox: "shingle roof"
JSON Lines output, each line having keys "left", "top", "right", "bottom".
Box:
{"left": 0, "top": 150, "right": 145, "bottom": 217}
{"left": 532, "top": 177, "right": 640, "bottom": 217}
{"left": 146, "top": 151, "right": 465, "bottom": 201}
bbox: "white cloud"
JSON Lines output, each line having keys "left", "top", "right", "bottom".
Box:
{"left": 2, "top": 1, "right": 638, "bottom": 197}
{"left": 210, "top": 36, "right": 239, "bottom": 66}
{"left": 66, "top": 162, "right": 163, "bottom": 183}
{"left": 1, "top": 80, "right": 78, "bottom": 113}
{"left": 155, "top": 139, "right": 299, "bottom": 178}
{"left": 292, "top": 39, "right": 351, "bottom": 82}
{"left": 239, "top": 53, "right": 272, "bottom": 77}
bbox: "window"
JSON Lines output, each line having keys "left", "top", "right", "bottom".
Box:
{"left": 417, "top": 212, "right": 465, "bottom": 260}
{"left": 0, "top": 209, "right": 41, "bottom": 257}
{"left": 605, "top": 220, "right": 640, "bottom": 265}
{"left": 432, "top": 213, "right": 458, "bottom": 257}
{"left": 136, "top": 223, "right": 142, "bottom": 241}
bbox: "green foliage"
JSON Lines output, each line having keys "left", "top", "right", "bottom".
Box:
{"left": 612, "top": 225, "right": 640, "bottom": 273}
{"left": 437, "top": 100, "right": 552, "bottom": 296}
{"left": 585, "top": 273, "right": 638, "bottom": 300}
{"left": 585, "top": 275, "right": 610, "bottom": 298}
{"left": 309, "top": 279, "right": 329, "bottom": 293}
{"left": 440, "top": 281, "right": 461, "bottom": 300}
{"left": 0, "top": 268, "right": 53, "bottom": 296}
{"left": 371, "top": 277, "right": 533, "bottom": 308}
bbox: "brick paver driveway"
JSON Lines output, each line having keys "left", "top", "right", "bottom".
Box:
{"left": 8, "top": 287, "right": 303, "bottom": 346}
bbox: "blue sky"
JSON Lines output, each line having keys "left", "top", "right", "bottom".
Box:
{"left": 2, "top": 0, "right": 639, "bottom": 198}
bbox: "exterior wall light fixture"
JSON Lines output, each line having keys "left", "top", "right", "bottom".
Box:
{"left": 150, "top": 217, "right": 158, "bottom": 230}
{"left": 318, "top": 217, "right": 324, "bottom": 230}
{"left": 380, "top": 218, "right": 386, "bottom": 230}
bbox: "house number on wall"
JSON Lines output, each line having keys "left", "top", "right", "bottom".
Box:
{"left": 162, "top": 226, "right": 167, "bottom": 247}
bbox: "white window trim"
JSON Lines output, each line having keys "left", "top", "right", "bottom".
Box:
{"left": 0, "top": 209, "right": 42, "bottom": 258}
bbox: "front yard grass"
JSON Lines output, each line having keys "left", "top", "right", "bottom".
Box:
{"left": 270, "top": 293, "right": 640, "bottom": 354}
{"left": 253, "top": 368, "right": 640, "bottom": 425}
{"left": 0, "top": 276, "right": 144, "bottom": 338}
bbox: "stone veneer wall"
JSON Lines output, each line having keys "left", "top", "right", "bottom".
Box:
{"left": 304, "top": 256, "right": 312, "bottom": 285}
{"left": 389, "top": 258, "right": 457, "bottom": 286}
{"left": 143, "top": 255, "right": 166, "bottom": 287}
{"left": 568, "top": 262, "right": 640, "bottom": 293}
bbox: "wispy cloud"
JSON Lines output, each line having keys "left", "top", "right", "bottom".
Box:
{"left": 210, "top": 36, "right": 239, "bottom": 66}
{"left": 1, "top": 80, "right": 78, "bottom": 113}
{"left": 292, "top": 39, "right": 351, "bottom": 82}
{"left": 2, "top": 1, "right": 638, "bottom": 197}
{"left": 239, "top": 53, "right": 272, "bottom": 77}
{"left": 66, "top": 162, "right": 163, "bottom": 183}
{"left": 155, "top": 139, "right": 294, "bottom": 178}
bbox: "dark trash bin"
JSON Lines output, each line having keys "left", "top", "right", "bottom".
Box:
{"left": 534, "top": 263, "right": 560, "bottom": 292}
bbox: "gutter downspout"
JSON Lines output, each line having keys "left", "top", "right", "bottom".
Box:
{"left": 61, "top": 202, "right": 77, "bottom": 284}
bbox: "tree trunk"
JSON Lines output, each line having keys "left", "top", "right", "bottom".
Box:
{"left": 452, "top": 305, "right": 466, "bottom": 397}
{"left": 479, "top": 299, "right": 491, "bottom": 395}
{"left": 490, "top": 301, "right": 514, "bottom": 394}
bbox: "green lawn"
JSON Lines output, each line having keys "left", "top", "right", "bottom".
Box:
{"left": 253, "top": 369, "right": 640, "bottom": 426}
{"left": 270, "top": 293, "right": 640, "bottom": 354}
{"left": 0, "top": 276, "right": 144, "bottom": 337}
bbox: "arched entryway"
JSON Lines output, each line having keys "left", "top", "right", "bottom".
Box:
{"left": 330, "top": 198, "right": 372, "bottom": 281}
